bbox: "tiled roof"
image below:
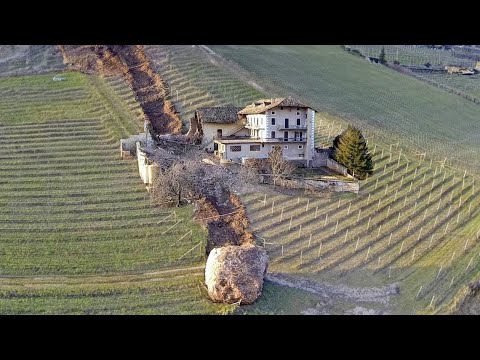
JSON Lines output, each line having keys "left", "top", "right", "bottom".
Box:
{"left": 195, "top": 106, "right": 243, "bottom": 123}
{"left": 238, "top": 96, "right": 313, "bottom": 115}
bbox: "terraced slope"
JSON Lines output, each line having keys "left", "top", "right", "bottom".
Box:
{"left": 0, "top": 72, "right": 227, "bottom": 314}
{"left": 0, "top": 118, "right": 207, "bottom": 275}
{"left": 242, "top": 138, "right": 480, "bottom": 313}
{"left": 346, "top": 45, "right": 480, "bottom": 105}
{"left": 145, "top": 45, "right": 480, "bottom": 314}
{"left": 210, "top": 45, "right": 480, "bottom": 174}
{"left": 0, "top": 45, "right": 64, "bottom": 76}
{"left": 144, "top": 45, "right": 265, "bottom": 123}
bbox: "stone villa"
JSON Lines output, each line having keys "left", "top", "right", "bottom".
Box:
{"left": 194, "top": 97, "right": 316, "bottom": 167}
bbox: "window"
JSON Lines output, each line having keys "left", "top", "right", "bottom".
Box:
{"left": 297, "top": 107, "right": 300, "bottom": 110}
{"left": 250, "top": 145, "right": 261, "bottom": 152}
{"left": 230, "top": 145, "right": 241, "bottom": 152}
{"left": 297, "top": 119, "right": 301, "bottom": 126}
{"left": 271, "top": 131, "right": 276, "bottom": 139}
{"left": 271, "top": 111, "right": 275, "bottom": 115}
{"left": 298, "top": 145, "right": 303, "bottom": 149}
{"left": 284, "top": 118, "right": 289, "bottom": 128}
{"left": 271, "top": 118, "right": 276, "bottom": 125}
{"left": 305, "top": 114, "right": 307, "bottom": 119}
{"left": 297, "top": 112, "right": 300, "bottom": 115}
{"left": 284, "top": 145, "right": 288, "bottom": 150}
{"left": 284, "top": 131, "right": 288, "bottom": 141}
{"left": 280, "top": 106, "right": 283, "bottom": 110}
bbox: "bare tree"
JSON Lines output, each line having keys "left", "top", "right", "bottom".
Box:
{"left": 268, "top": 146, "right": 295, "bottom": 187}
{"left": 151, "top": 162, "right": 186, "bottom": 207}
{"left": 151, "top": 155, "right": 254, "bottom": 207}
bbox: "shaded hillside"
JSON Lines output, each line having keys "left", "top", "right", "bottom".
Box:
{"left": 0, "top": 45, "right": 64, "bottom": 76}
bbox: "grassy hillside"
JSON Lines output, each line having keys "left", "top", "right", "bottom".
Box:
{"left": 145, "top": 45, "right": 265, "bottom": 123}
{"left": 0, "top": 72, "right": 228, "bottom": 314}
{"left": 144, "top": 45, "right": 480, "bottom": 314}
{"left": 0, "top": 45, "right": 64, "bottom": 76}
{"left": 348, "top": 45, "right": 475, "bottom": 67}
{"left": 210, "top": 45, "right": 480, "bottom": 175}
{"left": 348, "top": 45, "right": 480, "bottom": 104}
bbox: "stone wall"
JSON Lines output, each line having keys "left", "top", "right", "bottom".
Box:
{"left": 312, "top": 149, "right": 330, "bottom": 167}
{"left": 136, "top": 142, "right": 159, "bottom": 186}
{"left": 260, "top": 174, "right": 359, "bottom": 193}
{"left": 120, "top": 131, "right": 153, "bottom": 157}
{"left": 326, "top": 158, "right": 350, "bottom": 177}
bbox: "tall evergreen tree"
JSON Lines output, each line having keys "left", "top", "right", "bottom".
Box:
{"left": 379, "top": 46, "right": 387, "bottom": 64}
{"left": 333, "top": 125, "right": 374, "bottom": 180}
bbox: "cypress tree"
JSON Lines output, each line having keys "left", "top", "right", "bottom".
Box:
{"left": 379, "top": 46, "right": 387, "bottom": 64}
{"left": 333, "top": 125, "right": 374, "bottom": 180}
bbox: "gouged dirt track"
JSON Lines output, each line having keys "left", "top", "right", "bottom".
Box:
{"left": 58, "top": 45, "right": 254, "bottom": 268}
{"left": 58, "top": 45, "right": 182, "bottom": 134}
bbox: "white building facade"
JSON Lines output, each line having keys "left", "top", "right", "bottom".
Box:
{"left": 214, "top": 97, "right": 316, "bottom": 166}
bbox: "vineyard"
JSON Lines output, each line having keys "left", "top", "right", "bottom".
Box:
{"left": 0, "top": 71, "right": 228, "bottom": 314}
{"left": 144, "top": 45, "right": 480, "bottom": 314}
{"left": 242, "top": 136, "right": 480, "bottom": 313}
{"left": 411, "top": 71, "right": 480, "bottom": 102}
{"left": 144, "top": 45, "right": 265, "bottom": 123}
{"left": 209, "top": 45, "right": 480, "bottom": 175}
{"left": 0, "top": 45, "right": 64, "bottom": 76}
{"left": 346, "top": 45, "right": 477, "bottom": 68}
{"left": 1, "top": 45, "right": 479, "bottom": 314}
{"left": 345, "top": 45, "right": 480, "bottom": 106}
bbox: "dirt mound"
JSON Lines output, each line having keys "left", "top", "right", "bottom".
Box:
{"left": 451, "top": 280, "right": 480, "bottom": 314}
{"left": 205, "top": 243, "right": 268, "bottom": 304}
{"left": 58, "top": 45, "right": 182, "bottom": 135}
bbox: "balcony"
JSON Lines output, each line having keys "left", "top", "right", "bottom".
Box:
{"left": 245, "top": 123, "right": 264, "bottom": 129}
{"left": 278, "top": 125, "right": 307, "bottom": 130}
{"left": 214, "top": 135, "right": 260, "bottom": 141}
{"left": 265, "top": 137, "right": 307, "bottom": 143}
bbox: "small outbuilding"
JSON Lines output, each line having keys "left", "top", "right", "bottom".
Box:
{"left": 193, "top": 106, "right": 248, "bottom": 152}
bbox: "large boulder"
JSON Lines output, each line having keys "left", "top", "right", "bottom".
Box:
{"left": 205, "top": 244, "right": 269, "bottom": 304}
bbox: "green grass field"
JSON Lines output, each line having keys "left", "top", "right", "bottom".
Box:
{"left": 145, "top": 45, "right": 265, "bottom": 123}
{"left": 1, "top": 46, "right": 479, "bottom": 314}
{"left": 347, "top": 45, "right": 475, "bottom": 67}
{"left": 242, "top": 140, "right": 480, "bottom": 313}
{"left": 0, "top": 72, "right": 229, "bottom": 314}
{"left": 145, "top": 45, "right": 480, "bottom": 313}
{"left": 346, "top": 45, "right": 480, "bottom": 104}
{"left": 210, "top": 45, "right": 480, "bottom": 175}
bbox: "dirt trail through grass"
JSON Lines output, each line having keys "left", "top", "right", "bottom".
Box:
{"left": 266, "top": 272, "right": 399, "bottom": 306}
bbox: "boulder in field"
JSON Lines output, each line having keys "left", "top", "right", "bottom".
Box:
{"left": 205, "top": 244, "right": 268, "bottom": 304}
